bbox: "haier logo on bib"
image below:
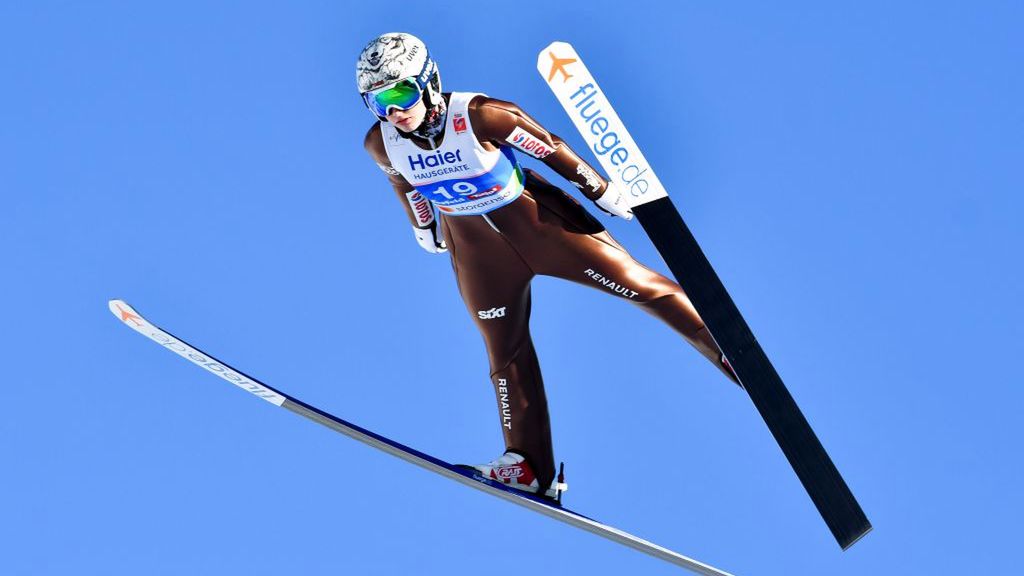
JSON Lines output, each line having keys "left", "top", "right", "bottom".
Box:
{"left": 408, "top": 149, "right": 464, "bottom": 171}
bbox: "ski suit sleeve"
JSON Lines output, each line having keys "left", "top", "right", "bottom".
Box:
{"left": 468, "top": 96, "right": 609, "bottom": 200}
{"left": 363, "top": 124, "right": 438, "bottom": 230}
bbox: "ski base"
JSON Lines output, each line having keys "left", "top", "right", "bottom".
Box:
{"left": 633, "top": 199, "right": 872, "bottom": 549}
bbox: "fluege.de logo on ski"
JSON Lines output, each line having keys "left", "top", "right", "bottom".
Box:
{"left": 567, "top": 83, "right": 651, "bottom": 199}
{"left": 543, "top": 49, "right": 658, "bottom": 202}
{"left": 147, "top": 328, "right": 283, "bottom": 404}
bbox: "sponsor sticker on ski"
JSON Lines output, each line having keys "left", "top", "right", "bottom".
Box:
{"left": 108, "top": 300, "right": 286, "bottom": 406}
{"left": 537, "top": 42, "right": 668, "bottom": 207}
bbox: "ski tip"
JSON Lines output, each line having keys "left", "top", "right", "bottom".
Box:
{"left": 108, "top": 299, "right": 144, "bottom": 327}
{"left": 539, "top": 40, "right": 570, "bottom": 52}
{"left": 536, "top": 42, "right": 585, "bottom": 81}
{"left": 536, "top": 41, "right": 575, "bottom": 71}
{"left": 840, "top": 523, "right": 873, "bottom": 550}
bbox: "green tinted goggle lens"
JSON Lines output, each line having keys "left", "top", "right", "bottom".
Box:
{"left": 364, "top": 79, "right": 423, "bottom": 117}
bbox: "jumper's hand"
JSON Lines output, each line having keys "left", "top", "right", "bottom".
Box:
{"left": 413, "top": 224, "right": 448, "bottom": 254}
{"left": 594, "top": 182, "right": 634, "bottom": 220}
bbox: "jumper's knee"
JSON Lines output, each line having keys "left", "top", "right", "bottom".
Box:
{"left": 640, "top": 292, "right": 706, "bottom": 337}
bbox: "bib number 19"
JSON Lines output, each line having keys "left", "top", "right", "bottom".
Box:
{"left": 433, "top": 181, "right": 478, "bottom": 200}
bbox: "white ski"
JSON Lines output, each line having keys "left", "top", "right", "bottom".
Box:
{"left": 108, "top": 299, "right": 736, "bottom": 575}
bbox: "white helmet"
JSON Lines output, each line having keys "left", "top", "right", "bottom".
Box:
{"left": 356, "top": 32, "right": 441, "bottom": 118}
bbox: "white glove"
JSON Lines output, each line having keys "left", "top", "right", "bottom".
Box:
{"left": 594, "top": 182, "right": 634, "bottom": 220}
{"left": 413, "top": 225, "right": 448, "bottom": 254}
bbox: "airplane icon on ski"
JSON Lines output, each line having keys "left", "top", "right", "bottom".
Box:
{"left": 112, "top": 302, "right": 143, "bottom": 326}
{"left": 545, "top": 51, "right": 577, "bottom": 82}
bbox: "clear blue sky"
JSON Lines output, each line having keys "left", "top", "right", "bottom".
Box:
{"left": 2, "top": 2, "right": 1021, "bottom": 574}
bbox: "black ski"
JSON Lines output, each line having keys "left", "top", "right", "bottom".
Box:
{"left": 634, "top": 198, "right": 871, "bottom": 549}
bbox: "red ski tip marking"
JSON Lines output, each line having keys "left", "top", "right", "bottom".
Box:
{"left": 115, "top": 304, "right": 143, "bottom": 326}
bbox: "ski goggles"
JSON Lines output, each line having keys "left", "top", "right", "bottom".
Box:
{"left": 362, "top": 78, "right": 424, "bottom": 117}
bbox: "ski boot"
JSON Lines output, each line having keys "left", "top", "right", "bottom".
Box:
{"left": 462, "top": 451, "right": 568, "bottom": 502}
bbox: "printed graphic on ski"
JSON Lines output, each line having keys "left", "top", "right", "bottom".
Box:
{"left": 108, "top": 299, "right": 736, "bottom": 575}
{"left": 537, "top": 42, "right": 871, "bottom": 549}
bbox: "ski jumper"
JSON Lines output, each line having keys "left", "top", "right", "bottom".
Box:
{"left": 369, "top": 92, "right": 735, "bottom": 490}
